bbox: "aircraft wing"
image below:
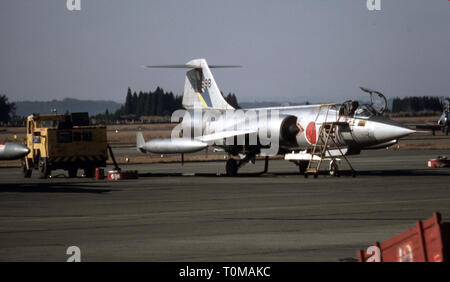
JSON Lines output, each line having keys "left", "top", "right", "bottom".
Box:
{"left": 196, "top": 130, "right": 257, "bottom": 143}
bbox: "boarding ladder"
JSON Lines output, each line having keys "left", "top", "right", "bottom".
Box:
{"left": 304, "top": 105, "right": 356, "bottom": 178}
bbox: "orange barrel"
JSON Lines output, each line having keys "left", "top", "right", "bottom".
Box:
{"left": 95, "top": 168, "right": 105, "bottom": 180}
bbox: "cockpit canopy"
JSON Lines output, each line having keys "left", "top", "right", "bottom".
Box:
{"left": 339, "top": 87, "right": 387, "bottom": 119}
{"left": 354, "top": 104, "right": 378, "bottom": 118}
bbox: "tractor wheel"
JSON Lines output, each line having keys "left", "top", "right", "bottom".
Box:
{"left": 22, "top": 158, "right": 32, "bottom": 178}
{"left": 83, "top": 167, "right": 95, "bottom": 178}
{"left": 68, "top": 167, "right": 78, "bottom": 178}
{"left": 38, "top": 157, "right": 50, "bottom": 179}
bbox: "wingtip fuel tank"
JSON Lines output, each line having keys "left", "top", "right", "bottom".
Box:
{"left": 136, "top": 133, "right": 207, "bottom": 154}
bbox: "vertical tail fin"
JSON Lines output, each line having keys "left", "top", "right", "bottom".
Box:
{"left": 182, "top": 59, "right": 236, "bottom": 110}
{"left": 145, "top": 59, "right": 240, "bottom": 110}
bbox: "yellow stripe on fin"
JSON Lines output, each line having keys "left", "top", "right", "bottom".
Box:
{"left": 196, "top": 92, "right": 208, "bottom": 108}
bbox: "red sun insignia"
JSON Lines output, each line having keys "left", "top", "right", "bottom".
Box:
{"left": 305, "top": 121, "right": 317, "bottom": 145}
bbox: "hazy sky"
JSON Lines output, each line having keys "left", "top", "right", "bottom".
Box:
{"left": 1, "top": 0, "right": 449, "bottom": 103}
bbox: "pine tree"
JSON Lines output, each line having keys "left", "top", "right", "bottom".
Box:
{"left": 225, "top": 93, "right": 240, "bottom": 109}
{"left": 132, "top": 92, "right": 138, "bottom": 115}
{"left": 0, "top": 94, "right": 16, "bottom": 124}
{"left": 124, "top": 88, "right": 133, "bottom": 115}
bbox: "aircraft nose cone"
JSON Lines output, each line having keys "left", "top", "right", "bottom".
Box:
{"left": 372, "top": 123, "right": 416, "bottom": 142}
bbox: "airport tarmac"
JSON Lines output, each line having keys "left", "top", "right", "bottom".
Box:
{"left": 0, "top": 149, "right": 449, "bottom": 261}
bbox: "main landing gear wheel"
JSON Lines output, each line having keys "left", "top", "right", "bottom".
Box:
{"left": 226, "top": 159, "right": 238, "bottom": 176}
{"left": 298, "top": 162, "right": 308, "bottom": 175}
{"left": 38, "top": 157, "right": 50, "bottom": 179}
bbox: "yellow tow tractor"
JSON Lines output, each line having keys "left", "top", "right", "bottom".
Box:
{"left": 22, "top": 112, "right": 108, "bottom": 178}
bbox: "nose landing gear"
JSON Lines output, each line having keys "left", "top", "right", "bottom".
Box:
{"left": 329, "top": 160, "right": 339, "bottom": 177}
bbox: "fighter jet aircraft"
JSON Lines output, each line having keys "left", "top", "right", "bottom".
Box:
{"left": 407, "top": 98, "right": 450, "bottom": 136}
{"left": 0, "top": 142, "right": 29, "bottom": 160}
{"left": 137, "top": 58, "right": 415, "bottom": 176}
{"left": 439, "top": 99, "right": 450, "bottom": 135}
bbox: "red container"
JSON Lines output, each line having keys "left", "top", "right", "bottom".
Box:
{"left": 358, "top": 212, "right": 450, "bottom": 262}
{"left": 428, "top": 159, "right": 439, "bottom": 168}
{"left": 107, "top": 170, "right": 121, "bottom": 180}
{"left": 107, "top": 170, "right": 138, "bottom": 181}
{"left": 428, "top": 157, "right": 450, "bottom": 168}
{"left": 95, "top": 168, "right": 104, "bottom": 180}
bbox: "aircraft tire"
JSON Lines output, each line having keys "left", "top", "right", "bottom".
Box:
{"left": 38, "top": 157, "right": 50, "bottom": 179}
{"left": 226, "top": 159, "right": 238, "bottom": 176}
{"left": 298, "top": 162, "right": 308, "bottom": 175}
{"left": 68, "top": 167, "right": 78, "bottom": 178}
{"left": 84, "top": 167, "right": 95, "bottom": 178}
{"left": 22, "top": 158, "right": 32, "bottom": 178}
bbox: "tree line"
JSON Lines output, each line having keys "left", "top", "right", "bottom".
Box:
{"left": 1, "top": 89, "right": 240, "bottom": 125}
{"left": 391, "top": 96, "right": 443, "bottom": 113}
{"left": 120, "top": 87, "right": 182, "bottom": 117}
{"left": 94, "top": 87, "right": 240, "bottom": 123}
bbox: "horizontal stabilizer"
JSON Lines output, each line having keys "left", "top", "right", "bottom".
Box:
{"left": 144, "top": 64, "right": 241, "bottom": 69}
